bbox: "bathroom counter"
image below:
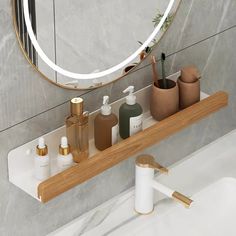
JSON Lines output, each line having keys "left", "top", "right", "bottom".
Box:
{"left": 48, "top": 129, "right": 236, "bottom": 236}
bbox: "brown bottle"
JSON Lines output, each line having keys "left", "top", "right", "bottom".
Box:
{"left": 66, "top": 97, "right": 89, "bottom": 163}
{"left": 94, "top": 96, "right": 118, "bottom": 151}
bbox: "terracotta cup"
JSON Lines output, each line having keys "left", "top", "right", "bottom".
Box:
{"left": 150, "top": 79, "right": 179, "bottom": 121}
{"left": 177, "top": 77, "right": 200, "bottom": 109}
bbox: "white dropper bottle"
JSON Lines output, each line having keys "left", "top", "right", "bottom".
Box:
{"left": 34, "top": 137, "right": 50, "bottom": 180}
{"left": 57, "top": 136, "right": 73, "bottom": 172}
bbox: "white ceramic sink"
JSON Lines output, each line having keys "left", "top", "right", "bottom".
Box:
{"left": 49, "top": 130, "right": 236, "bottom": 236}
{"left": 114, "top": 177, "right": 236, "bottom": 236}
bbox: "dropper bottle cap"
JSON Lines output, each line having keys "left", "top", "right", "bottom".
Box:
{"left": 59, "top": 137, "right": 71, "bottom": 156}
{"left": 101, "top": 96, "right": 111, "bottom": 115}
{"left": 36, "top": 137, "right": 48, "bottom": 156}
{"left": 123, "top": 86, "right": 136, "bottom": 105}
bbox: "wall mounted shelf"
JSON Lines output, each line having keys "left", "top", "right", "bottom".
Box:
{"left": 8, "top": 72, "right": 228, "bottom": 203}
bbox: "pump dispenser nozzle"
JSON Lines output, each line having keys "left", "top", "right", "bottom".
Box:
{"left": 103, "top": 96, "right": 109, "bottom": 105}
{"left": 123, "top": 86, "right": 136, "bottom": 105}
{"left": 101, "top": 95, "right": 111, "bottom": 115}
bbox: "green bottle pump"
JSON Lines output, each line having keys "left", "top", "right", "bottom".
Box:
{"left": 119, "top": 86, "right": 143, "bottom": 139}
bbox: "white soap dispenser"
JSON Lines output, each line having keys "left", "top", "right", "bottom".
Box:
{"left": 119, "top": 86, "right": 143, "bottom": 139}
{"left": 57, "top": 136, "right": 73, "bottom": 172}
{"left": 34, "top": 137, "right": 50, "bottom": 181}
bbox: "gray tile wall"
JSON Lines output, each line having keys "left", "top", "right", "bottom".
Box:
{"left": 0, "top": 0, "right": 236, "bottom": 235}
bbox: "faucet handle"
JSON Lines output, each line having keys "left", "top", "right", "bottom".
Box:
{"left": 136, "top": 155, "right": 168, "bottom": 174}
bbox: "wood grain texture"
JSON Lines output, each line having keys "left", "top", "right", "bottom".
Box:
{"left": 38, "top": 91, "right": 228, "bottom": 203}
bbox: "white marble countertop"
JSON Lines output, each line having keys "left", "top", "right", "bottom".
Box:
{"left": 49, "top": 129, "right": 236, "bottom": 236}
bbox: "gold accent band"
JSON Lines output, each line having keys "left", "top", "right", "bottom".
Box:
{"left": 59, "top": 145, "right": 71, "bottom": 156}
{"left": 172, "top": 191, "right": 193, "bottom": 208}
{"left": 136, "top": 155, "right": 168, "bottom": 174}
{"left": 36, "top": 145, "right": 48, "bottom": 156}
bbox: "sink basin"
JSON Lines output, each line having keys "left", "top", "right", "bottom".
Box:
{"left": 113, "top": 177, "right": 236, "bottom": 236}
{"left": 49, "top": 130, "right": 236, "bottom": 236}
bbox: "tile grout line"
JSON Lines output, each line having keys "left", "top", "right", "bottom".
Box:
{"left": 0, "top": 24, "right": 235, "bottom": 134}
{"left": 167, "top": 24, "right": 236, "bottom": 58}
{"left": 0, "top": 90, "right": 93, "bottom": 134}
{"left": 132, "top": 24, "right": 236, "bottom": 73}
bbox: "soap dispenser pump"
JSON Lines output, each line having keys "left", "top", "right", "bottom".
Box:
{"left": 119, "top": 86, "right": 143, "bottom": 139}
{"left": 34, "top": 137, "right": 50, "bottom": 181}
{"left": 94, "top": 96, "right": 118, "bottom": 151}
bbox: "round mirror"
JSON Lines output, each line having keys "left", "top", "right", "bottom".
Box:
{"left": 12, "top": 0, "right": 181, "bottom": 89}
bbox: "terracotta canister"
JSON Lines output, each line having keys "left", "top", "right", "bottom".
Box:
{"left": 177, "top": 78, "right": 200, "bottom": 109}
{"left": 180, "top": 66, "right": 200, "bottom": 83}
{"left": 150, "top": 79, "right": 179, "bottom": 121}
{"left": 177, "top": 66, "right": 200, "bottom": 109}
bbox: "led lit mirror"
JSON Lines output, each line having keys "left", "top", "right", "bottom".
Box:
{"left": 13, "top": 0, "right": 181, "bottom": 90}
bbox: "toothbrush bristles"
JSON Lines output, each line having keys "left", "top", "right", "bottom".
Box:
{"left": 161, "top": 53, "right": 166, "bottom": 61}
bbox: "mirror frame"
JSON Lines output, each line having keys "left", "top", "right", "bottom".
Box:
{"left": 12, "top": 0, "right": 182, "bottom": 90}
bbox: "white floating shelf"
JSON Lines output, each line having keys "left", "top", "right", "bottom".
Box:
{"left": 8, "top": 71, "right": 211, "bottom": 201}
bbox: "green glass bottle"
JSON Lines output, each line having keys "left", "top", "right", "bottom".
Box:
{"left": 119, "top": 86, "right": 143, "bottom": 139}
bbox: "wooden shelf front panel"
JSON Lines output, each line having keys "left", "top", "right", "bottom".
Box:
{"left": 38, "top": 91, "right": 228, "bottom": 203}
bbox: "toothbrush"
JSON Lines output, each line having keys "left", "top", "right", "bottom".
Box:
{"left": 151, "top": 56, "right": 159, "bottom": 87}
{"left": 161, "top": 53, "right": 168, "bottom": 89}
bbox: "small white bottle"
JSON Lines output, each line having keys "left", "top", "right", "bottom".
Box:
{"left": 57, "top": 137, "right": 73, "bottom": 172}
{"left": 34, "top": 137, "right": 50, "bottom": 181}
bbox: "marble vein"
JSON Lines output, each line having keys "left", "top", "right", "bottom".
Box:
{"left": 201, "top": 0, "right": 231, "bottom": 75}
{"left": 170, "top": 0, "right": 194, "bottom": 72}
{"left": 74, "top": 194, "right": 133, "bottom": 236}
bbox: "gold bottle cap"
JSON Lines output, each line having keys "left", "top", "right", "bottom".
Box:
{"left": 36, "top": 137, "right": 48, "bottom": 156}
{"left": 71, "top": 97, "right": 83, "bottom": 116}
{"left": 36, "top": 145, "right": 48, "bottom": 156}
{"left": 59, "top": 137, "right": 71, "bottom": 156}
{"left": 59, "top": 144, "right": 71, "bottom": 156}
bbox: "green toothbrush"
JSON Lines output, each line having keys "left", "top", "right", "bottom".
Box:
{"left": 161, "top": 53, "right": 168, "bottom": 89}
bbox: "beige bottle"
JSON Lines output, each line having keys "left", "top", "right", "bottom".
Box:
{"left": 66, "top": 97, "right": 89, "bottom": 163}
{"left": 94, "top": 96, "right": 118, "bottom": 151}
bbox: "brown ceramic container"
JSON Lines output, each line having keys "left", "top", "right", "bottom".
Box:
{"left": 180, "top": 66, "right": 200, "bottom": 83}
{"left": 150, "top": 79, "right": 179, "bottom": 121}
{"left": 177, "top": 77, "right": 200, "bottom": 109}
